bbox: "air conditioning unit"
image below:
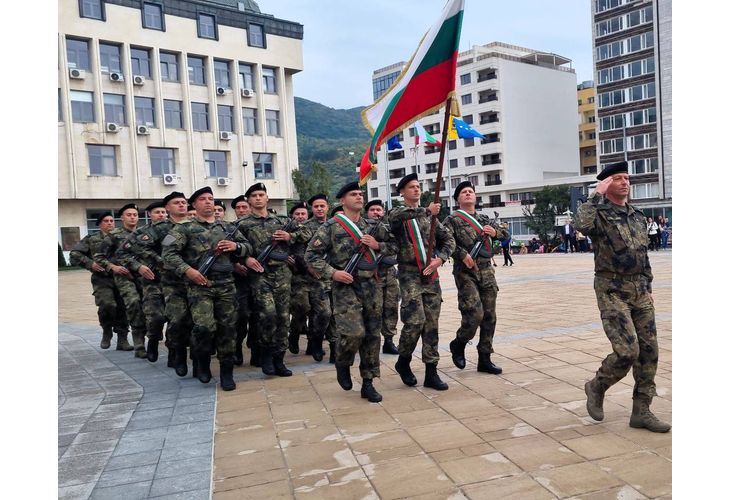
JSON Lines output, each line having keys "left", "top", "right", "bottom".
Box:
{"left": 69, "top": 68, "right": 85, "bottom": 79}
{"left": 109, "top": 72, "right": 124, "bottom": 82}
{"left": 219, "top": 131, "right": 232, "bottom": 141}
{"left": 163, "top": 174, "right": 180, "bottom": 185}
{"left": 133, "top": 75, "right": 145, "bottom": 86}
{"left": 241, "top": 88, "right": 255, "bottom": 98}
{"left": 217, "top": 177, "right": 231, "bottom": 186}
{"left": 216, "top": 87, "right": 229, "bottom": 96}
{"left": 106, "top": 122, "right": 120, "bottom": 133}
{"left": 136, "top": 125, "right": 150, "bottom": 135}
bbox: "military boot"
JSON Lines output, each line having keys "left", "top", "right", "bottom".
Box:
{"left": 192, "top": 356, "right": 199, "bottom": 378}
{"left": 146, "top": 340, "right": 159, "bottom": 363}
{"left": 174, "top": 348, "right": 188, "bottom": 377}
{"left": 196, "top": 354, "right": 212, "bottom": 384}
{"left": 288, "top": 332, "right": 300, "bottom": 354}
{"left": 273, "top": 352, "right": 293, "bottom": 377}
{"left": 629, "top": 398, "right": 671, "bottom": 433}
{"left": 132, "top": 331, "right": 147, "bottom": 359}
{"left": 261, "top": 349, "right": 276, "bottom": 376}
{"left": 584, "top": 379, "right": 606, "bottom": 421}
{"left": 116, "top": 333, "right": 134, "bottom": 351}
{"left": 305, "top": 337, "right": 313, "bottom": 355}
{"left": 335, "top": 363, "right": 353, "bottom": 391}
{"left": 395, "top": 355, "right": 417, "bottom": 387}
{"left": 167, "top": 346, "right": 176, "bottom": 368}
{"left": 311, "top": 337, "right": 325, "bottom": 362}
{"left": 233, "top": 341, "right": 244, "bottom": 366}
{"left": 423, "top": 364, "right": 449, "bottom": 391}
{"left": 360, "top": 378, "right": 383, "bottom": 403}
{"left": 100, "top": 329, "right": 113, "bottom": 349}
{"left": 328, "top": 342, "right": 337, "bottom": 364}
{"left": 250, "top": 344, "right": 261, "bottom": 367}
{"left": 382, "top": 337, "right": 398, "bottom": 355}
{"left": 449, "top": 339, "right": 467, "bottom": 369}
{"left": 477, "top": 353, "right": 502, "bottom": 374}
{"left": 219, "top": 360, "right": 236, "bottom": 391}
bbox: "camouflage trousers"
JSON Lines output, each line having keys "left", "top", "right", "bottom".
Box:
{"left": 162, "top": 280, "right": 192, "bottom": 350}
{"left": 90, "top": 273, "right": 128, "bottom": 334}
{"left": 250, "top": 265, "right": 292, "bottom": 354}
{"left": 378, "top": 267, "right": 400, "bottom": 339}
{"left": 290, "top": 274, "right": 332, "bottom": 341}
{"left": 114, "top": 274, "right": 146, "bottom": 338}
{"left": 141, "top": 279, "right": 166, "bottom": 343}
{"left": 594, "top": 275, "right": 658, "bottom": 400}
{"left": 186, "top": 280, "right": 237, "bottom": 362}
{"left": 454, "top": 262, "right": 499, "bottom": 355}
{"left": 397, "top": 267, "right": 442, "bottom": 364}
{"left": 332, "top": 278, "right": 383, "bottom": 379}
{"left": 234, "top": 273, "right": 253, "bottom": 345}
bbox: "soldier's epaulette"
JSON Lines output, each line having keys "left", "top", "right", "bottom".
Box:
{"left": 322, "top": 218, "right": 337, "bottom": 228}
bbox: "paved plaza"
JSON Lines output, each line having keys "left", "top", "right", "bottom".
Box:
{"left": 58, "top": 251, "right": 672, "bottom": 499}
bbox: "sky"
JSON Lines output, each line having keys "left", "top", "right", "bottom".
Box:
{"left": 263, "top": 0, "right": 594, "bottom": 109}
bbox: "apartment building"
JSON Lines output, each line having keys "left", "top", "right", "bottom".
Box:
{"left": 58, "top": 0, "right": 303, "bottom": 251}
{"left": 578, "top": 81, "right": 598, "bottom": 175}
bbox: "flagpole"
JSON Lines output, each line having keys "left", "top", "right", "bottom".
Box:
{"left": 446, "top": 143, "right": 452, "bottom": 211}
{"left": 383, "top": 142, "right": 392, "bottom": 209}
{"left": 425, "top": 98, "right": 453, "bottom": 269}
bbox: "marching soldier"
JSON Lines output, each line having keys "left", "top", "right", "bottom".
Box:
{"left": 230, "top": 195, "right": 254, "bottom": 366}
{"left": 576, "top": 161, "right": 670, "bottom": 433}
{"left": 214, "top": 200, "right": 226, "bottom": 220}
{"left": 305, "top": 182, "right": 395, "bottom": 402}
{"left": 69, "top": 212, "right": 132, "bottom": 350}
{"left": 365, "top": 199, "right": 400, "bottom": 355}
{"left": 389, "top": 174, "right": 455, "bottom": 391}
{"left": 287, "top": 201, "right": 313, "bottom": 355}
{"left": 443, "top": 181, "right": 508, "bottom": 374}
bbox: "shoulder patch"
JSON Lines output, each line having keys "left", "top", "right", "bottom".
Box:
{"left": 140, "top": 234, "right": 150, "bottom": 241}
{"left": 161, "top": 234, "right": 177, "bottom": 246}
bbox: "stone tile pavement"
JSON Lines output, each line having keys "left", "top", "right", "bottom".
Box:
{"left": 58, "top": 251, "right": 672, "bottom": 499}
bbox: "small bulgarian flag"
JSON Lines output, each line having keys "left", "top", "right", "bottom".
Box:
{"left": 414, "top": 121, "right": 441, "bottom": 147}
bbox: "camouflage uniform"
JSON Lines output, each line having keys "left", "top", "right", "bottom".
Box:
{"left": 575, "top": 191, "right": 658, "bottom": 401}
{"left": 376, "top": 217, "right": 400, "bottom": 343}
{"left": 443, "top": 212, "right": 508, "bottom": 355}
{"left": 69, "top": 232, "right": 129, "bottom": 338}
{"left": 162, "top": 219, "right": 251, "bottom": 363}
{"left": 387, "top": 207, "right": 455, "bottom": 364}
{"left": 305, "top": 216, "right": 395, "bottom": 379}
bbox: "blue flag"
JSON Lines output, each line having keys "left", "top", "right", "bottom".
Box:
{"left": 387, "top": 136, "right": 403, "bottom": 150}
{"left": 453, "top": 117, "right": 485, "bottom": 139}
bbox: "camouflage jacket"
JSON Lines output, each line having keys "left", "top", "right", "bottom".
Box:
{"left": 93, "top": 227, "right": 135, "bottom": 271}
{"left": 116, "top": 219, "right": 184, "bottom": 284}
{"left": 388, "top": 206, "right": 455, "bottom": 268}
{"left": 162, "top": 218, "right": 252, "bottom": 280}
{"left": 443, "top": 211, "right": 508, "bottom": 267}
{"left": 236, "top": 212, "right": 311, "bottom": 267}
{"left": 69, "top": 231, "right": 110, "bottom": 275}
{"left": 304, "top": 215, "right": 396, "bottom": 280}
{"left": 575, "top": 191, "right": 653, "bottom": 290}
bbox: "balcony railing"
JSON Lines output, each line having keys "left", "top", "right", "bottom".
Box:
{"left": 482, "top": 159, "right": 502, "bottom": 166}
{"left": 485, "top": 179, "right": 502, "bottom": 186}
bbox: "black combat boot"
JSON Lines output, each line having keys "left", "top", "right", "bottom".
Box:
{"left": 250, "top": 344, "right": 261, "bottom": 367}
{"left": 100, "top": 328, "right": 113, "bottom": 349}
{"left": 146, "top": 339, "right": 159, "bottom": 363}
{"left": 449, "top": 339, "right": 467, "bottom": 369}
{"left": 311, "top": 337, "right": 325, "bottom": 362}
{"left": 273, "top": 352, "right": 292, "bottom": 377}
{"left": 192, "top": 356, "right": 198, "bottom": 378}
{"left": 261, "top": 349, "right": 275, "bottom": 376}
{"left": 305, "top": 337, "right": 313, "bottom": 355}
{"left": 328, "top": 342, "right": 337, "bottom": 364}
{"left": 219, "top": 360, "right": 236, "bottom": 391}
{"left": 477, "top": 353, "right": 502, "bottom": 374}
{"left": 288, "top": 332, "right": 300, "bottom": 354}
{"left": 395, "top": 355, "right": 417, "bottom": 387}
{"left": 167, "top": 346, "right": 176, "bottom": 368}
{"left": 360, "top": 378, "right": 383, "bottom": 403}
{"left": 335, "top": 363, "right": 353, "bottom": 390}
{"left": 382, "top": 337, "right": 398, "bottom": 355}
{"left": 233, "top": 341, "right": 244, "bottom": 366}
{"left": 174, "top": 348, "right": 188, "bottom": 377}
{"left": 196, "top": 354, "right": 212, "bottom": 384}
{"left": 423, "top": 364, "right": 448, "bottom": 391}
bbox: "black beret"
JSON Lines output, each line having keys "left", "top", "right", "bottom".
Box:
{"left": 596, "top": 161, "right": 629, "bottom": 181}
{"left": 245, "top": 182, "right": 267, "bottom": 198}
{"left": 214, "top": 200, "right": 226, "bottom": 210}
{"left": 118, "top": 203, "right": 138, "bottom": 216}
{"left": 307, "top": 193, "right": 328, "bottom": 205}
{"left": 336, "top": 181, "right": 361, "bottom": 199}
{"left": 230, "top": 194, "right": 247, "bottom": 209}
{"left": 189, "top": 186, "right": 213, "bottom": 205}
{"left": 289, "top": 201, "right": 308, "bottom": 215}
{"left": 453, "top": 180, "right": 475, "bottom": 201}
{"left": 162, "top": 191, "right": 186, "bottom": 206}
{"left": 145, "top": 201, "right": 165, "bottom": 213}
{"left": 397, "top": 173, "right": 418, "bottom": 192}
{"left": 95, "top": 211, "right": 113, "bottom": 226}
{"left": 329, "top": 205, "right": 344, "bottom": 217}
{"left": 365, "top": 199, "right": 384, "bottom": 211}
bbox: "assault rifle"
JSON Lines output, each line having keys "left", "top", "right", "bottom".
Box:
{"left": 198, "top": 220, "right": 243, "bottom": 277}
{"left": 255, "top": 218, "right": 297, "bottom": 267}
{"left": 343, "top": 220, "right": 382, "bottom": 275}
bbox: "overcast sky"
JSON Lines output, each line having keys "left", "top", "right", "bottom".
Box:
{"left": 263, "top": 0, "right": 594, "bottom": 109}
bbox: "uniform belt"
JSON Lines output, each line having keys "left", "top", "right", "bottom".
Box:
{"left": 206, "top": 272, "right": 233, "bottom": 281}
{"left": 595, "top": 271, "right": 644, "bottom": 281}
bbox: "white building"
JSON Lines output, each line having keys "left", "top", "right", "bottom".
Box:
{"left": 58, "top": 0, "right": 303, "bottom": 253}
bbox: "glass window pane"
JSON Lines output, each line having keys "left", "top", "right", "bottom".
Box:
{"left": 192, "top": 102, "right": 209, "bottom": 131}
{"left": 99, "top": 43, "right": 122, "bottom": 73}
{"left": 188, "top": 56, "right": 206, "bottom": 85}
{"left": 249, "top": 24, "right": 264, "bottom": 47}
{"left": 149, "top": 148, "right": 175, "bottom": 176}
{"left": 199, "top": 14, "right": 216, "bottom": 39}
{"left": 70, "top": 90, "right": 95, "bottom": 123}
{"left": 88, "top": 145, "right": 116, "bottom": 176}
{"left": 262, "top": 68, "right": 277, "bottom": 94}
{"left": 254, "top": 152, "right": 274, "bottom": 179}
{"left": 143, "top": 3, "right": 163, "bottom": 30}
{"left": 214, "top": 60, "right": 230, "bottom": 88}
{"left": 81, "top": 0, "right": 103, "bottom": 19}
{"left": 218, "top": 105, "right": 234, "bottom": 132}
{"left": 131, "top": 48, "right": 151, "bottom": 77}
{"left": 159, "top": 52, "right": 179, "bottom": 82}
{"left": 164, "top": 100, "right": 183, "bottom": 129}
{"left": 103, "top": 94, "right": 126, "bottom": 124}
{"left": 242, "top": 107, "right": 258, "bottom": 135}
{"left": 66, "top": 38, "right": 91, "bottom": 70}
{"left": 134, "top": 97, "right": 155, "bottom": 127}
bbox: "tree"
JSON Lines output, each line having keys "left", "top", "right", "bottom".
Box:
{"left": 291, "top": 161, "right": 333, "bottom": 202}
{"left": 522, "top": 185, "right": 571, "bottom": 244}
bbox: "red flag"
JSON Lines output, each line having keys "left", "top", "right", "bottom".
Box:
{"left": 358, "top": 146, "right": 376, "bottom": 186}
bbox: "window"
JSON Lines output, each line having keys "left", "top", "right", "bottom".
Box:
{"left": 214, "top": 60, "right": 230, "bottom": 88}
{"left": 99, "top": 43, "right": 121, "bottom": 74}
{"left": 631, "top": 182, "right": 659, "bottom": 199}
{"left": 88, "top": 145, "right": 116, "bottom": 176}
{"left": 450, "top": 177, "right": 462, "bottom": 189}
{"left": 218, "top": 105, "right": 234, "bottom": 132}
{"left": 465, "top": 156, "right": 475, "bottom": 167}
{"left": 370, "top": 188, "right": 379, "bottom": 199}
{"left": 371, "top": 171, "right": 378, "bottom": 180}
{"left": 159, "top": 52, "right": 179, "bottom": 82}
{"left": 265, "top": 110, "right": 280, "bottom": 136}
{"left": 70, "top": 90, "right": 95, "bottom": 123}
{"left": 79, "top": 0, "right": 104, "bottom": 20}
{"left": 253, "top": 153, "right": 274, "bottom": 179}
{"left": 188, "top": 56, "right": 206, "bottom": 85}
{"left": 66, "top": 38, "right": 90, "bottom": 70}
{"left": 239, "top": 63, "right": 255, "bottom": 90}
{"left": 204, "top": 150, "right": 228, "bottom": 178}
{"left": 198, "top": 13, "right": 217, "bottom": 39}
{"left": 630, "top": 157, "right": 659, "bottom": 174}
{"left": 134, "top": 97, "right": 155, "bottom": 127}
{"left": 463, "top": 114, "right": 473, "bottom": 125}
{"left": 448, "top": 140, "right": 457, "bottom": 151}
{"left": 130, "top": 47, "right": 151, "bottom": 78}
{"left": 142, "top": 2, "right": 164, "bottom": 31}
{"left": 242, "top": 107, "right": 258, "bottom": 135}
{"left": 463, "top": 138, "right": 474, "bottom": 147}
{"left": 460, "top": 73, "right": 471, "bottom": 85}
{"left": 248, "top": 23, "right": 264, "bottom": 48}
{"left": 164, "top": 100, "right": 183, "bottom": 129}
{"left": 449, "top": 159, "right": 458, "bottom": 170}
{"left": 149, "top": 148, "right": 175, "bottom": 176}
{"left": 262, "top": 67, "right": 277, "bottom": 94}
{"left": 103, "top": 94, "right": 125, "bottom": 125}
{"left": 461, "top": 94, "right": 472, "bottom": 106}
{"left": 469, "top": 175, "right": 479, "bottom": 187}
{"left": 191, "top": 102, "right": 209, "bottom": 131}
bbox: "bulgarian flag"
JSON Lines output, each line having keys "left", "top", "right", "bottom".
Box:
{"left": 361, "top": 0, "right": 464, "bottom": 168}
{"left": 414, "top": 121, "right": 442, "bottom": 147}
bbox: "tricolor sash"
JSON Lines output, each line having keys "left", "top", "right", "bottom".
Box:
{"left": 334, "top": 214, "right": 376, "bottom": 263}
{"left": 454, "top": 209, "right": 492, "bottom": 254}
{"left": 405, "top": 218, "right": 437, "bottom": 279}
